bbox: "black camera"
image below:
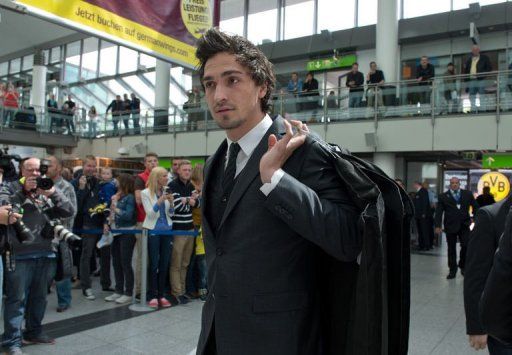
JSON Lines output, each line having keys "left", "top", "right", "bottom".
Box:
{"left": 0, "top": 148, "right": 21, "bottom": 183}
{"left": 8, "top": 204, "right": 36, "bottom": 244}
{"left": 36, "top": 159, "right": 54, "bottom": 190}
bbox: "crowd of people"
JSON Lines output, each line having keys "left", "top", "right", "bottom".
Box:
{"left": 0, "top": 153, "right": 207, "bottom": 354}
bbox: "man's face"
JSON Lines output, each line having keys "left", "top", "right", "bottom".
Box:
{"left": 22, "top": 158, "right": 40, "bottom": 179}
{"left": 46, "top": 157, "right": 61, "bottom": 180}
{"left": 145, "top": 156, "right": 159, "bottom": 172}
{"left": 450, "top": 178, "right": 460, "bottom": 191}
{"left": 50, "top": 94, "right": 55, "bottom": 100}
{"left": 172, "top": 159, "right": 181, "bottom": 174}
{"left": 291, "top": 73, "right": 298, "bottom": 81}
{"left": 83, "top": 159, "right": 97, "bottom": 176}
{"left": 370, "top": 63, "right": 377, "bottom": 71}
{"left": 131, "top": 93, "right": 135, "bottom": 99}
{"left": 352, "top": 64, "right": 358, "bottom": 73}
{"left": 178, "top": 164, "right": 192, "bottom": 181}
{"left": 472, "top": 46, "right": 480, "bottom": 56}
{"left": 203, "top": 52, "right": 267, "bottom": 132}
{"left": 68, "top": 95, "right": 72, "bottom": 101}
{"left": 448, "top": 64, "right": 454, "bottom": 72}
{"left": 421, "top": 57, "right": 428, "bottom": 67}
{"left": 116, "top": 95, "right": 121, "bottom": 101}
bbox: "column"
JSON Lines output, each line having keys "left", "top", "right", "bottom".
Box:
{"left": 376, "top": 0, "right": 399, "bottom": 83}
{"left": 154, "top": 59, "right": 171, "bottom": 132}
{"left": 374, "top": 152, "right": 396, "bottom": 178}
{"left": 30, "top": 50, "right": 48, "bottom": 129}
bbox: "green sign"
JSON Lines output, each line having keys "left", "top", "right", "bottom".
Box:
{"left": 482, "top": 154, "right": 512, "bottom": 169}
{"left": 159, "top": 158, "right": 205, "bottom": 169}
{"left": 306, "top": 54, "right": 357, "bottom": 72}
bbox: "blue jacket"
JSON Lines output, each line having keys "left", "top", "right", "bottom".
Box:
{"left": 114, "top": 194, "right": 136, "bottom": 227}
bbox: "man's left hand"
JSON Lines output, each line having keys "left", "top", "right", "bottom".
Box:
{"left": 260, "top": 119, "right": 308, "bottom": 183}
{"left": 38, "top": 186, "right": 55, "bottom": 197}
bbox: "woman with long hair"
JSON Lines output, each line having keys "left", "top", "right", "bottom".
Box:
{"left": 141, "top": 167, "right": 174, "bottom": 308}
{"left": 105, "top": 173, "right": 137, "bottom": 304}
{"left": 88, "top": 106, "right": 98, "bottom": 138}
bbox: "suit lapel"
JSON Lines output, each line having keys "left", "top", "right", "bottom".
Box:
{"left": 218, "top": 117, "right": 286, "bottom": 230}
{"left": 202, "top": 139, "right": 227, "bottom": 237}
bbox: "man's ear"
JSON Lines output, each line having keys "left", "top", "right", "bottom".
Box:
{"left": 258, "top": 84, "right": 267, "bottom": 99}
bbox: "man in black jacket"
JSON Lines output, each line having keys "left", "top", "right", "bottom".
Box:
{"left": 416, "top": 56, "right": 435, "bottom": 105}
{"left": 130, "top": 93, "right": 141, "bottom": 135}
{"left": 413, "top": 181, "right": 432, "bottom": 251}
{"left": 480, "top": 204, "right": 512, "bottom": 351}
{"left": 0, "top": 158, "right": 74, "bottom": 353}
{"left": 346, "top": 62, "right": 364, "bottom": 108}
{"left": 106, "top": 95, "right": 124, "bottom": 136}
{"left": 435, "top": 177, "right": 478, "bottom": 279}
{"left": 463, "top": 45, "right": 492, "bottom": 112}
{"left": 464, "top": 194, "right": 512, "bottom": 353}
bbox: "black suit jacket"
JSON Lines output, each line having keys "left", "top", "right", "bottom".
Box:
{"left": 480, "top": 201, "right": 512, "bottom": 345}
{"left": 435, "top": 189, "right": 478, "bottom": 234}
{"left": 197, "top": 117, "right": 360, "bottom": 355}
{"left": 464, "top": 195, "right": 512, "bottom": 335}
{"left": 413, "top": 187, "right": 431, "bottom": 218}
{"left": 464, "top": 54, "right": 492, "bottom": 78}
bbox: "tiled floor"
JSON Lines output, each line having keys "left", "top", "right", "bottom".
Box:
{"left": 12, "top": 241, "right": 476, "bottom": 355}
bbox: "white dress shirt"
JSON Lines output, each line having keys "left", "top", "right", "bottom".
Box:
{"left": 225, "top": 114, "right": 284, "bottom": 196}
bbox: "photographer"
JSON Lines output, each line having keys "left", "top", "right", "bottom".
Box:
{"left": 71, "top": 155, "right": 111, "bottom": 300}
{"left": 0, "top": 158, "right": 74, "bottom": 354}
{"left": 0, "top": 205, "right": 22, "bottom": 302}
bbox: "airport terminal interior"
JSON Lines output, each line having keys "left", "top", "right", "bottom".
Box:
{"left": 1, "top": 0, "right": 512, "bottom": 354}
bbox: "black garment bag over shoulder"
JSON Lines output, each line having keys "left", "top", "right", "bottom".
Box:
{"left": 312, "top": 136, "right": 412, "bottom": 355}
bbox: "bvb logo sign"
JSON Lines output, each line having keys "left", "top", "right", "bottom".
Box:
{"left": 181, "top": 0, "right": 212, "bottom": 39}
{"left": 477, "top": 172, "right": 511, "bottom": 202}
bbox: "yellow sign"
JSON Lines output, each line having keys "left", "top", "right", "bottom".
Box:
{"left": 15, "top": 0, "right": 213, "bottom": 68}
{"left": 477, "top": 172, "right": 511, "bottom": 202}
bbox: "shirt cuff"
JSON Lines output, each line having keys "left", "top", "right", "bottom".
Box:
{"left": 260, "top": 169, "right": 285, "bottom": 196}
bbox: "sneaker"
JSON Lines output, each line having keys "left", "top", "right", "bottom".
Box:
{"left": 8, "top": 347, "right": 24, "bottom": 355}
{"left": 83, "top": 288, "right": 96, "bottom": 300}
{"left": 22, "top": 334, "right": 56, "bottom": 345}
{"left": 115, "top": 295, "right": 132, "bottom": 304}
{"left": 178, "top": 295, "right": 189, "bottom": 305}
{"left": 148, "top": 298, "right": 159, "bottom": 309}
{"left": 105, "top": 293, "right": 122, "bottom": 302}
{"left": 200, "top": 294, "right": 207, "bottom": 302}
{"left": 102, "top": 287, "right": 115, "bottom": 292}
{"left": 159, "top": 297, "right": 171, "bottom": 308}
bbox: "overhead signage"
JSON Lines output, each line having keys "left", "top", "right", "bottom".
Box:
{"left": 15, "top": 0, "right": 215, "bottom": 68}
{"left": 306, "top": 54, "right": 357, "bottom": 72}
{"left": 477, "top": 171, "right": 511, "bottom": 202}
{"left": 482, "top": 153, "right": 512, "bottom": 169}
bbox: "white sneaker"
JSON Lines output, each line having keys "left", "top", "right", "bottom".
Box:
{"left": 105, "top": 293, "right": 122, "bottom": 302}
{"left": 115, "top": 295, "right": 132, "bottom": 304}
{"left": 83, "top": 288, "right": 96, "bottom": 300}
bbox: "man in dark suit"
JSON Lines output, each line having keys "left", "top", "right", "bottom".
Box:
{"left": 464, "top": 194, "right": 512, "bottom": 353}
{"left": 416, "top": 56, "right": 435, "bottom": 105}
{"left": 413, "top": 181, "right": 432, "bottom": 251}
{"left": 195, "top": 28, "right": 360, "bottom": 355}
{"left": 463, "top": 45, "right": 492, "bottom": 112}
{"left": 435, "top": 177, "right": 478, "bottom": 279}
{"left": 480, "top": 205, "right": 512, "bottom": 352}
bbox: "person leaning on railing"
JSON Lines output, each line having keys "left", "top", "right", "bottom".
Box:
{"left": 2, "top": 82, "right": 19, "bottom": 128}
{"left": 443, "top": 63, "right": 459, "bottom": 114}
{"left": 141, "top": 167, "right": 174, "bottom": 309}
{"left": 366, "top": 61, "right": 385, "bottom": 108}
{"left": 463, "top": 45, "right": 492, "bottom": 112}
{"left": 416, "top": 56, "right": 435, "bottom": 105}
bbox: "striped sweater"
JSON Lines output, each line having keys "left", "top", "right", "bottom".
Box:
{"left": 168, "top": 178, "right": 196, "bottom": 231}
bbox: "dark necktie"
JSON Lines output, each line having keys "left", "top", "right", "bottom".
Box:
{"left": 222, "top": 142, "right": 241, "bottom": 195}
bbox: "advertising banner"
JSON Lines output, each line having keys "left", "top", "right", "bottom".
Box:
{"left": 15, "top": 0, "right": 215, "bottom": 68}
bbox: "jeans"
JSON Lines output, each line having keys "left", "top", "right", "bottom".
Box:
{"left": 121, "top": 114, "right": 130, "bottom": 133}
{"left": 56, "top": 278, "right": 72, "bottom": 308}
{"left": 148, "top": 234, "right": 173, "bottom": 299}
{"left": 112, "top": 234, "right": 136, "bottom": 296}
{"left": 0, "top": 255, "right": 3, "bottom": 301}
{"left": 197, "top": 254, "right": 207, "bottom": 291}
{"left": 348, "top": 92, "right": 362, "bottom": 108}
{"left": 2, "top": 257, "right": 56, "bottom": 350}
{"left": 80, "top": 234, "right": 111, "bottom": 290}
{"left": 468, "top": 80, "right": 485, "bottom": 111}
{"left": 489, "top": 336, "right": 512, "bottom": 355}
{"left": 132, "top": 113, "right": 140, "bottom": 134}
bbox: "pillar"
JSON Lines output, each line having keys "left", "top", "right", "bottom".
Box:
{"left": 154, "top": 59, "right": 171, "bottom": 132}
{"left": 376, "top": 0, "right": 399, "bottom": 83}
{"left": 374, "top": 152, "right": 396, "bottom": 178}
{"left": 30, "top": 51, "right": 48, "bottom": 129}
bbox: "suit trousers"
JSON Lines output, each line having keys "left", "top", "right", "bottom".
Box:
{"left": 488, "top": 336, "right": 512, "bottom": 355}
{"left": 446, "top": 227, "right": 470, "bottom": 272}
{"left": 170, "top": 233, "right": 195, "bottom": 296}
{"left": 416, "top": 217, "right": 431, "bottom": 249}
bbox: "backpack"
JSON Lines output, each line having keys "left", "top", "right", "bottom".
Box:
{"left": 312, "top": 137, "right": 413, "bottom": 355}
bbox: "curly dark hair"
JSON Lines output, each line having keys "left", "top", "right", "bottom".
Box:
{"left": 196, "top": 28, "right": 276, "bottom": 113}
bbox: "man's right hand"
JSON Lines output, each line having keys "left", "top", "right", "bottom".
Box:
{"left": 78, "top": 175, "right": 87, "bottom": 190}
{"left": 23, "top": 176, "right": 38, "bottom": 192}
{"left": 469, "top": 334, "right": 487, "bottom": 350}
{"left": 435, "top": 227, "right": 442, "bottom": 235}
{"left": 0, "top": 205, "right": 22, "bottom": 225}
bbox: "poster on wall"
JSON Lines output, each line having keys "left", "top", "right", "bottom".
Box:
{"left": 469, "top": 169, "right": 512, "bottom": 202}
{"left": 14, "top": 0, "right": 216, "bottom": 68}
{"left": 443, "top": 170, "right": 468, "bottom": 191}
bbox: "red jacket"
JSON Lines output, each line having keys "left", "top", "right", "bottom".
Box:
{"left": 3, "top": 91, "right": 19, "bottom": 108}
{"left": 136, "top": 170, "right": 150, "bottom": 222}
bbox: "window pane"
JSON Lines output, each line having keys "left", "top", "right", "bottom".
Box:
{"left": 50, "top": 46, "right": 61, "bottom": 63}
{"left": 403, "top": 0, "right": 450, "bottom": 19}
{"left": 99, "top": 41, "right": 118, "bottom": 77}
{"left": 10, "top": 58, "right": 21, "bottom": 74}
{"left": 119, "top": 46, "right": 138, "bottom": 73}
{"left": 122, "top": 76, "right": 154, "bottom": 107}
{"left": 248, "top": 0, "right": 278, "bottom": 44}
{"left": 358, "top": 0, "right": 377, "bottom": 26}
{"left": 64, "top": 41, "right": 81, "bottom": 83}
{"left": 140, "top": 53, "right": 156, "bottom": 69}
{"left": 318, "top": 0, "right": 354, "bottom": 32}
{"left": 81, "top": 38, "right": 99, "bottom": 80}
{"left": 284, "top": 0, "right": 314, "bottom": 40}
{"left": 22, "top": 55, "right": 33, "bottom": 71}
{"left": 220, "top": 0, "right": 245, "bottom": 36}
{"left": 0, "top": 62, "right": 8, "bottom": 76}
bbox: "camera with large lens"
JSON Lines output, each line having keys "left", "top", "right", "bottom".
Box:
{"left": 43, "top": 217, "right": 81, "bottom": 252}
{"left": 36, "top": 159, "right": 54, "bottom": 190}
{"left": 8, "top": 203, "right": 36, "bottom": 244}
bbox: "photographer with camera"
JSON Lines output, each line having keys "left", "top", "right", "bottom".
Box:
{"left": 0, "top": 157, "right": 74, "bottom": 354}
{"left": 0, "top": 205, "right": 22, "bottom": 302}
{"left": 71, "top": 155, "right": 112, "bottom": 301}
{"left": 46, "top": 156, "right": 77, "bottom": 312}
